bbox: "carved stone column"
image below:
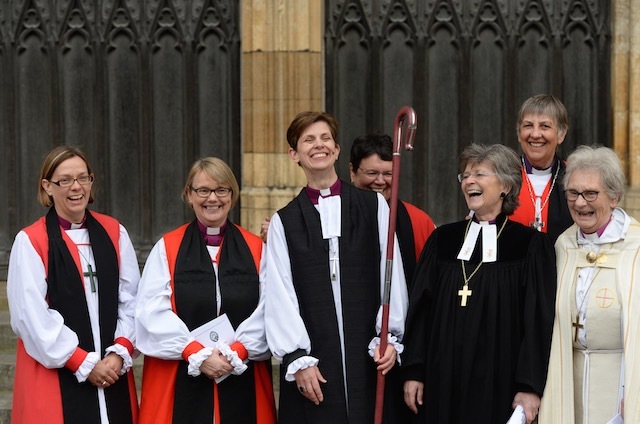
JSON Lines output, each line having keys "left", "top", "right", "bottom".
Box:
{"left": 240, "top": 1, "right": 324, "bottom": 234}
{"left": 613, "top": 0, "right": 640, "bottom": 216}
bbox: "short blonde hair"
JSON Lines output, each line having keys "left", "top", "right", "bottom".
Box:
{"left": 38, "top": 146, "right": 95, "bottom": 207}
{"left": 182, "top": 157, "right": 240, "bottom": 208}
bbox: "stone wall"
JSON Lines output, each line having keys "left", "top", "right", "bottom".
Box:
{"left": 240, "top": 0, "right": 323, "bottom": 233}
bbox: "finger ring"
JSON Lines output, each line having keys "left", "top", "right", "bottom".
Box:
{"left": 102, "top": 381, "right": 107, "bottom": 386}
{"left": 298, "top": 386, "right": 305, "bottom": 393}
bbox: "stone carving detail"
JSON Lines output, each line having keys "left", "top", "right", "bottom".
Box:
{"left": 0, "top": 0, "right": 241, "bottom": 273}
{"left": 326, "top": 0, "right": 610, "bottom": 225}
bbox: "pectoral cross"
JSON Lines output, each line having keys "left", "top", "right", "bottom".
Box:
{"left": 330, "top": 256, "right": 339, "bottom": 281}
{"left": 458, "top": 284, "right": 472, "bottom": 307}
{"left": 572, "top": 313, "right": 584, "bottom": 342}
{"left": 529, "top": 216, "right": 545, "bottom": 231}
{"left": 84, "top": 264, "right": 97, "bottom": 293}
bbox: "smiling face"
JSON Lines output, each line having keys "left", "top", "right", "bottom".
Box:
{"left": 349, "top": 154, "right": 393, "bottom": 200}
{"left": 461, "top": 161, "right": 509, "bottom": 221}
{"left": 518, "top": 113, "right": 566, "bottom": 168}
{"left": 288, "top": 121, "right": 340, "bottom": 173}
{"left": 187, "top": 170, "right": 233, "bottom": 227}
{"left": 566, "top": 168, "right": 618, "bottom": 234}
{"left": 41, "top": 156, "right": 93, "bottom": 223}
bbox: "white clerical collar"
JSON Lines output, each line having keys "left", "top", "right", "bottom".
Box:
{"left": 577, "top": 207, "right": 630, "bottom": 245}
{"left": 317, "top": 195, "right": 341, "bottom": 239}
{"left": 457, "top": 220, "right": 498, "bottom": 263}
{"left": 530, "top": 166, "right": 552, "bottom": 176}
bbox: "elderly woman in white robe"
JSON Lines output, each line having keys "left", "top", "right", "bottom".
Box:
{"left": 539, "top": 145, "right": 640, "bottom": 423}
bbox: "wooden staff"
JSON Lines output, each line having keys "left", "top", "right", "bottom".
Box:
{"left": 374, "top": 106, "right": 417, "bottom": 424}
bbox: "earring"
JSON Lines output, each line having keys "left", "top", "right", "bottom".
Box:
{"left": 500, "top": 192, "right": 506, "bottom": 198}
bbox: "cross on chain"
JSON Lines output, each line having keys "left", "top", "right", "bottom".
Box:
{"left": 572, "top": 313, "right": 584, "bottom": 342}
{"left": 458, "top": 285, "right": 472, "bottom": 307}
{"left": 84, "top": 264, "right": 97, "bottom": 293}
{"left": 529, "top": 217, "right": 545, "bottom": 231}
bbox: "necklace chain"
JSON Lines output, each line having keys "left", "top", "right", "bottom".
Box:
{"left": 460, "top": 217, "right": 509, "bottom": 285}
{"left": 572, "top": 263, "right": 604, "bottom": 343}
{"left": 522, "top": 157, "right": 560, "bottom": 221}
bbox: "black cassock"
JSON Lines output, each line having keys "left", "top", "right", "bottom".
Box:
{"left": 403, "top": 215, "right": 556, "bottom": 423}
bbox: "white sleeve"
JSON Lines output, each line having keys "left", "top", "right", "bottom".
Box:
{"left": 112, "top": 224, "right": 140, "bottom": 348}
{"left": 233, "top": 249, "right": 270, "bottom": 361}
{"left": 7, "top": 231, "right": 80, "bottom": 368}
{"left": 264, "top": 212, "right": 312, "bottom": 361}
{"left": 375, "top": 194, "right": 409, "bottom": 341}
{"left": 134, "top": 238, "right": 196, "bottom": 360}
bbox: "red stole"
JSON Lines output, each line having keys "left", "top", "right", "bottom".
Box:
{"left": 138, "top": 223, "right": 275, "bottom": 424}
{"left": 13, "top": 212, "right": 138, "bottom": 424}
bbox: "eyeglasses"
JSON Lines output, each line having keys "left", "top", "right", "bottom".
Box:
{"left": 49, "top": 175, "right": 94, "bottom": 187}
{"left": 565, "top": 190, "right": 599, "bottom": 202}
{"left": 191, "top": 187, "right": 232, "bottom": 198}
{"left": 457, "top": 172, "right": 497, "bottom": 183}
{"left": 358, "top": 168, "right": 393, "bottom": 179}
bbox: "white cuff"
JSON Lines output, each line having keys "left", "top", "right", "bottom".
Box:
{"left": 74, "top": 351, "right": 100, "bottom": 383}
{"left": 187, "top": 347, "right": 214, "bottom": 377}
{"left": 105, "top": 344, "right": 133, "bottom": 375}
{"left": 285, "top": 356, "right": 319, "bottom": 382}
{"left": 368, "top": 334, "right": 405, "bottom": 365}
{"left": 218, "top": 342, "right": 248, "bottom": 375}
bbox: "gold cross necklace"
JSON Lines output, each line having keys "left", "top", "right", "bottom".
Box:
{"left": 571, "top": 265, "right": 604, "bottom": 343}
{"left": 459, "top": 217, "right": 508, "bottom": 307}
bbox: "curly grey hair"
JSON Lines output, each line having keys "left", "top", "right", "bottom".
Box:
{"left": 458, "top": 143, "right": 522, "bottom": 215}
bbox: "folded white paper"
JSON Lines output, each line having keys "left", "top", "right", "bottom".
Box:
{"left": 506, "top": 405, "right": 526, "bottom": 424}
{"left": 607, "top": 413, "right": 624, "bottom": 424}
{"left": 190, "top": 314, "right": 236, "bottom": 383}
{"left": 191, "top": 313, "right": 235, "bottom": 348}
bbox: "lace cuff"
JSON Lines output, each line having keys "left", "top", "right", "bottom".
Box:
{"left": 74, "top": 351, "right": 100, "bottom": 383}
{"left": 285, "top": 356, "right": 319, "bottom": 382}
{"left": 368, "top": 334, "right": 405, "bottom": 365}
{"left": 187, "top": 347, "right": 214, "bottom": 377}
{"left": 105, "top": 344, "right": 133, "bottom": 375}
{"left": 218, "top": 342, "right": 248, "bottom": 375}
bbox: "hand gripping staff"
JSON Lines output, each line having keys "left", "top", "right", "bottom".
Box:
{"left": 374, "top": 106, "right": 417, "bottom": 424}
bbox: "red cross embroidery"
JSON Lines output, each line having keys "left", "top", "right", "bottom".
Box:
{"left": 595, "top": 288, "right": 614, "bottom": 308}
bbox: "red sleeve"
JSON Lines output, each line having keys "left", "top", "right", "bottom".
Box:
{"left": 114, "top": 337, "right": 134, "bottom": 355}
{"left": 229, "top": 341, "right": 248, "bottom": 361}
{"left": 65, "top": 347, "right": 89, "bottom": 372}
{"left": 182, "top": 340, "right": 206, "bottom": 361}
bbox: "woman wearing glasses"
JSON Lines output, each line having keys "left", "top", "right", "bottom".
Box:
{"left": 539, "top": 145, "right": 640, "bottom": 422}
{"left": 135, "top": 157, "right": 276, "bottom": 424}
{"left": 403, "top": 143, "right": 556, "bottom": 424}
{"left": 7, "top": 145, "right": 140, "bottom": 423}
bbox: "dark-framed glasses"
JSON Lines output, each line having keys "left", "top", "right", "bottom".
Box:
{"left": 565, "top": 190, "right": 599, "bottom": 202}
{"left": 457, "top": 172, "right": 497, "bottom": 183}
{"left": 191, "top": 187, "right": 232, "bottom": 198}
{"left": 358, "top": 168, "right": 393, "bottom": 179}
{"left": 49, "top": 175, "right": 94, "bottom": 187}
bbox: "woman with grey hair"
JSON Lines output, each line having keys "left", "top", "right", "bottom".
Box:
{"left": 511, "top": 94, "right": 574, "bottom": 242}
{"left": 539, "top": 145, "right": 640, "bottom": 423}
{"left": 403, "top": 143, "right": 557, "bottom": 424}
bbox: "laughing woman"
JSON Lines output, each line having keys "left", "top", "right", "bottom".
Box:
{"left": 135, "top": 157, "right": 276, "bottom": 424}
{"left": 8, "top": 145, "right": 140, "bottom": 423}
{"left": 539, "top": 145, "right": 640, "bottom": 423}
{"left": 403, "top": 143, "right": 557, "bottom": 424}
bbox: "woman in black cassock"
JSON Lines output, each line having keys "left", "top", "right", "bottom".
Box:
{"left": 402, "top": 143, "right": 556, "bottom": 424}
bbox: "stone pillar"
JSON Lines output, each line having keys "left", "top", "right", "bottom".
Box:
{"left": 240, "top": 1, "right": 324, "bottom": 234}
{"left": 612, "top": 0, "right": 640, "bottom": 217}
